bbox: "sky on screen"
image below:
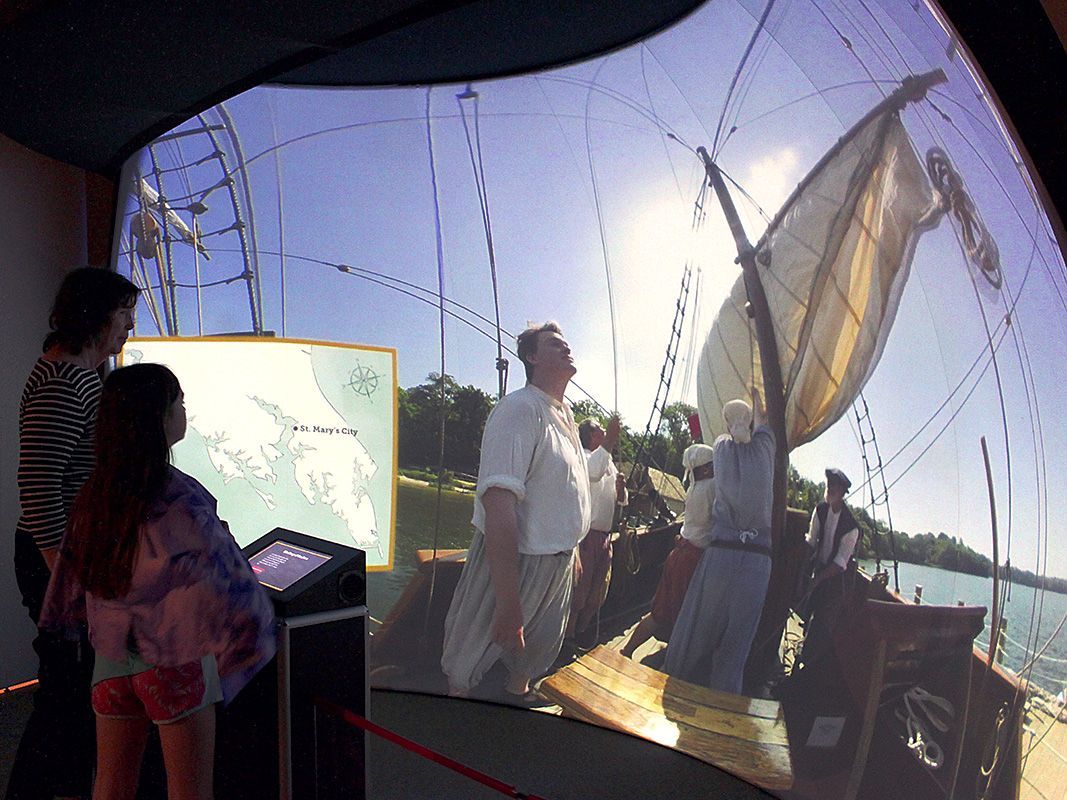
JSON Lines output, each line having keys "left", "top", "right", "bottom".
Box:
{"left": 118, "top": 0, "right": 1067, "bottom": 578}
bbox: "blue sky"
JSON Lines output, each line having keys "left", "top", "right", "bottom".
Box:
{"left": 117, "top": 0, "right": 1067, "bottom": 581}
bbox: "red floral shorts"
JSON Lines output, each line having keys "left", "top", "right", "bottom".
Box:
{"left": 91, "top": 657, "right": 219, "bottom": 724}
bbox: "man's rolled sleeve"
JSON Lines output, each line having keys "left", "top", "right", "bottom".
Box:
{"left": 474, "top": 397, "right": 542, "bottom": 504}
{"left": 806, "top": 509, "right": 820, "bottom": 548}
{"left": 833, "top": 528, "right": 860, "bottom": 569}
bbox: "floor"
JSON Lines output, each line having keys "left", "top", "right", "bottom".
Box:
{"left": 1, "top": 684, "right": 773, "bottom": 799}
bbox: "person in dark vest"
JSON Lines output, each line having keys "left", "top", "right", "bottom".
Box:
{"left": 796, "top": 468, "right": 860, "bottom": 669}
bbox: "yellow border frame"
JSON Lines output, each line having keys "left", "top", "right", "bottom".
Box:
{"left": 122, "top": 335, "right": 398, "bottom": 572}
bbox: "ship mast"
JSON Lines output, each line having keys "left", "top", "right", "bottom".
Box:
{"left": 697, "top": 150, "right": 790, "bottom": 545}
{"left": 696, "top": 68, "right": 947, "bottom": 555}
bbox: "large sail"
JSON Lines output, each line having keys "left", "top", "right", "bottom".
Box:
{"left": 696, "top": 111, "right": 944, "bottom": 450}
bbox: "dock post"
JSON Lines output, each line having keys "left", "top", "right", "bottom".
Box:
{"left": 913, "top": 585, "right": 923, "bottom": 604}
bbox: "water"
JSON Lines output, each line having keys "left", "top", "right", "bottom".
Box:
{"left": 860, "top": 559, "right": 1067, "bottom": 695}
{"left": 366, "top": 480, "right": 475, "bottom": 622}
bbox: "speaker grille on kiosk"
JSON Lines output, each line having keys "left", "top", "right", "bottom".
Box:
{"left": 338, "top": 569, "right": 365, "bottom": 604}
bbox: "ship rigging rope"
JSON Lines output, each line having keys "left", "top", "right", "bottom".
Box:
{"left": 639, "top": 46, "right": 684, "bottom": 202}
{"left": 584, "top": 56, "right": 621, "bottom": 411}
{"left": 184, "top": 245, "right": 619, "bottom": 415}
{"left": 712, "top": 0, "right": 779, "bottom": 158}
{"left": 423, "top": 87, "right": 449, "bottom": 643}
{"left": 544, "top": 75, "right": 690, "bottom": 146}
{"left": 141, "top": 12, "right": 1060, "bottom": 666}
{"left": 829, "top": 305, "right": 1010, "bottom": 501}
{"left": 806, "top": 0, "right": 892, "bottom": 103}
{"left": 871, "top": 40, "right": 1039, "bottom": 677}
{"left": 716, "top": 0, "right": 788, "bottom": 153}
{"left": 146, "top": 144, "right": 178, "bottom": 336}
{"left": 195, "top": 111, "right": 260, "bottom": 335}
{"left": 640, "top": 43, "right": 716, "bottom": 151}
{"left": 918, "top": 112, "right": 1017, "bottom": 619}
{"left": 531, "top": 78, "right": 598, "bottom": 210}
{"left": 922, "top": 97, "right": 1058, "bottom": 681}
{"left": 224, "top": 110, "right": 664, "bottom": 184}
{"left": 1018, "top": 608, "right": 1067, "bottom": 671}
{"left": 772, "top": 1, "right": 1040, "bottom": 637}
{"left": 816, "top": 0, "right": 1055, "bottom": 687}
{"left": 924, "top": 99, "right": 1057, "bottom": 570}
{"left": 853, "top": 394, "right": 901, "bottom": 590}
{"left": 267, "top": 100, "right": 288, "bottom": 337}
{"left": 456, "top": 85, "right": 508, "bottom": 399}
{"left": 717, "top": 166, "right": 772, "bottom": 224}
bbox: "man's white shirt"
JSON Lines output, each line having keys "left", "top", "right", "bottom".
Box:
{"left": 807, "top": 505, "right": 859, "bottom": 569}
{"left": 472, "top": 385, "right": 592, "bottom": 555}
{"left": 586, "top": 446, "right": 626, "bottom": 532}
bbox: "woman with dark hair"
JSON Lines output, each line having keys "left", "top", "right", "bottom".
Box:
{"left": 8, "top": 266, "right": 138, "bottom": 800}
{"left": 44, "top": 364, "right": 276, "bottom": 800}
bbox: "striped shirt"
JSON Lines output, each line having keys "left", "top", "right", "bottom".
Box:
{"left": 17, "top": 358, "right": 102, "bottom": 550}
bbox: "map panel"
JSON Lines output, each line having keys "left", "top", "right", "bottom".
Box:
{"left": 125, "top": 337, "right": 397, "bottom": 570}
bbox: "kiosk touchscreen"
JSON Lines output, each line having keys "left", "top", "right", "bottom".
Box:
{"left": 219, "top": 529, "right": 367, "bottom": 800}
{"left": 250, "top": 541, "right": 332, "bottom": 591}
{"left": 243, "top": 528, "right": 365, "bottom": 617}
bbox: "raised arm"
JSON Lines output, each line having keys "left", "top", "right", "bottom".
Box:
{"left": 586, "top": 415, "right": 622, "bottom": 481}
{"left": 752, "top": 389, "right": 768, "bottom": 429}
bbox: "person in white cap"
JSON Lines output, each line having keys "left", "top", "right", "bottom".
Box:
{"left": 663, "top": 392, "right": 775, "bottom": 694}
{"left": 620, "top": 443, "right": 716, "bottom": 659}
{"left": 796, "top": 467, "right": 860, "bottom": 668}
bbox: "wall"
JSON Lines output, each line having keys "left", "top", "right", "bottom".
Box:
{"left": 0, "top": 133, "right": 87, "bottom": 687}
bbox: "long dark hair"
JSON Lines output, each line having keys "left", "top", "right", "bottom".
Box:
{"left": 44, "top": 267, "right": 139, "bottom": 354}
{"left": 67, "top": 364, "right": 180, "bottom": 599}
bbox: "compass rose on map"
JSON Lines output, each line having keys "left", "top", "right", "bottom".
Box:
{"left": 346, "top": 362, "right": 381, "bottom": 399}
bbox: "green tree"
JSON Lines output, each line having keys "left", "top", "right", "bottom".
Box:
{"left": 659, "top": 402, "right": 697, "bottom": 478}
{"left": 398, "top": 373, "right": 494, "bottom": 474}
{"left": 570, "top": 399, "right": 640, "bottom": 464}
{"left": 787, "top": 464, "right": 824, "bottom": 514}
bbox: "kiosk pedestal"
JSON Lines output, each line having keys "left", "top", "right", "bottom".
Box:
{"left": 218, "top": 529, "right": 367, "bottom": 800}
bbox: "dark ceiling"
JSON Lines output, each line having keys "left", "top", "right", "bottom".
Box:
{"left": 0, "top": 0, "right": 704, "bottom": 174}
{"left": 0, "top": 0, "right": 1063, "bottom": 241}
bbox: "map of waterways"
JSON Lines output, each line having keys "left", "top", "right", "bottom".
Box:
{"left": 126, "top": 338, "right": 396, "bottom": 569}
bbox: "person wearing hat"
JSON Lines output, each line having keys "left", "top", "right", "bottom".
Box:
{"left": 620, "top": 443, "right": 715, "bottom": 659}
{"left": 664, "top": 392, "right": 776, "bottom": 694}
{"left": 796, "top": 467, "right": 861, "bottom": 668}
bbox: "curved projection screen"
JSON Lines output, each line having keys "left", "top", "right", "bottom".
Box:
{"left": 112, "top": 1, "right": 1066, "bottom": 796}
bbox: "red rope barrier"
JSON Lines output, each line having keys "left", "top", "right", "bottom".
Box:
{"left": 315, "top": 697, "right": 551, "bottom": 800}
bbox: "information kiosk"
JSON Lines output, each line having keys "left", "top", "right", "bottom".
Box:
{"left": 221, "top": 529, "right": 367, "bottom": 800}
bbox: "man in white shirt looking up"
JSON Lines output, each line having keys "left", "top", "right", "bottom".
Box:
{"left": 568, "top": 415, "right": 627, "bottom": 642}
{"left": 798, "top": 467, "right": 860, "bottom": 667}
{"left": 441, "top": 322, "right": 591, "bottom": 703}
